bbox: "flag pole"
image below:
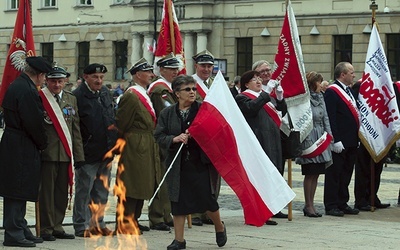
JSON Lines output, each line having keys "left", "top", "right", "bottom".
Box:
{"left": 369, "top": 0, "right": 378, "bottom": 213}
{"left": 284, "top": 0, "right": 293, "bottom": 222}
{"left": 167, "top": 0, "right": 176, "bottom": 54}
{"left": 148, "top": 143, "right": 184, "bottom": 206}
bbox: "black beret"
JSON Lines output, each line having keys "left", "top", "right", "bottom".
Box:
{"left": 26, "top": 56, "right": 52, "bottom": 73}
{"left": 83, "top": 63, "right": 108, "bottom": 74}
{"left": 126, "top": 58, "right": 153, "bottom": 75}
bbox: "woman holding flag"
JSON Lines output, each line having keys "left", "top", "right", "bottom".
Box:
{"left": 154, "top": 75, "right": 227, "bottom": 250}
{"left": 295, "top": 71, "right": 333, "bottom": 217}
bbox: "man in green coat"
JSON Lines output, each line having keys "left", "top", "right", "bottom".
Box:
{"left": 115, "top": 58, "right": 161, "bottom": 234}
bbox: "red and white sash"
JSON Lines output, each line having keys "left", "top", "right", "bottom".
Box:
{"left": 242, "top": 90, "right": 282, "bottom": 127}
{"left": 39, "top": 88, "right": 74, "bottom": 196}
{"left": 192, "top": 74, "right": 209, "bottom": 99}
{"left": 128, "top": 85, "right": 157, "bottom": 126}
{"left": 329, "top": 84, "right": 360, "bottom": 128}
{"left": 301, "top": 132, "right": 333, "bottom": 158}
{"left": 147, "top": 78, "right": 172, "bottom": 95}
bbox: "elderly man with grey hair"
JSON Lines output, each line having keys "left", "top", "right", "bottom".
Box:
{"left": 252, "top": 60, "right": 289, "bottom": 221}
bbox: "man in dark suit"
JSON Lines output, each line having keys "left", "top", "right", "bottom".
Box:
{"left": 351, "top": 81, "right": 391, "bottom": 211}
{"left": 324, "top": 62, "right": 360, "bottom": 216}
{"left": 39, "top": 65, "right": 85, "bottom": 241}
{"left": 230, "top": 76, "right": 240, "bottom": 97}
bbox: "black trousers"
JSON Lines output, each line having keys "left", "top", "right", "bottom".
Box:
{"left": 3, "top": 198, "right": 35, "bottom": 242}
{"left": 324, "top": 147, "right": 357, "bottom": 211}
{"left": 354, "top": 144, "right": 384, "bottom": 207}
{"left": 115, "top": 197, "right": 144, "bottom": 232}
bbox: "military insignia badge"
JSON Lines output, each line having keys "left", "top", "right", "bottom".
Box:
{"left": 43, "top": 111, "right": 53, "bottom": 124}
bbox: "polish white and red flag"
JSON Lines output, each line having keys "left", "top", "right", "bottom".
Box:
{"left": 358, "top": 24, "right": 400, "bottom": 162}
{"left": 189, "top": 71, "right": 295, "bottom": 227}
{"left": 271, "top": 1, "right": 312, "bottom": 141}
{"left": 0, "top": 0, "right": 35, "bottom": 105}
{"left": 153, "top": 0, "right": 186, "bottom": 75}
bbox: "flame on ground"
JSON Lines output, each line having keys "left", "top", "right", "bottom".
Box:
{"left": 84, "top": 138, "right": 147, "bottom": 249}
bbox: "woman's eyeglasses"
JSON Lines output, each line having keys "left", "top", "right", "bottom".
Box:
{"left": 179, "top": 87, "right": 197, "bottom": 92}
{"left": 250, "top": 77, "right": 262, "bottom": 82}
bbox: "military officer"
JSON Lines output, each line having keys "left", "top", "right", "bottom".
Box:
{"left": 146, "top": 54, "right": 180, "bottom": 231}
{"left": 192, "top": 49, "right": 215, "bottom": 101}
{"left": 115, "top": 58, "right": 161, "bottom": 234}
{"left": 39, "top": 65, "right": 85, "bottom": 241}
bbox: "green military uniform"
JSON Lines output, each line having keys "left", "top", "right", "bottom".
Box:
{"left": 116, "top": 84, "right": 161, "bottom": 226}
{"left": 40, "top": 89, "right": 84, "bottom": 236}
{"left": 148, "top": 78, "right": 177, "bottom": 227}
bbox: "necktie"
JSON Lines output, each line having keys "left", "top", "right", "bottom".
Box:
{"left": 345, "top": 87, "right": 354, "bottom": 100}
{"left": 54, "top": 94, "right": 60, "bottom": 103}
{"left": 204, "top": 80, "right": 209, "bottom": 88}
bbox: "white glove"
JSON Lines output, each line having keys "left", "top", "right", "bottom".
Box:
{"left": 265, "top": 80, "right": 278, "bottom": 94}
{"left": 332, "top": 141, "right": 345, "bottom": 154}
{"left": 276, "top": 85, "right": 284, "bottom": 100}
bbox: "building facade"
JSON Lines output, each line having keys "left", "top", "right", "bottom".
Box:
{"left": 1, "top": 0, "right": 400, "bottom": 85}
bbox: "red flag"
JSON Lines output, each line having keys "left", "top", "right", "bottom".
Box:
{"left": 0, "top": 0, "right": 35, "bottom": 105}
{"left": 189, "top": 71, "right": 295, "bottom": 227}
{"left": 154, "top": 0, "right": 186, "bottom": 75}
{"left": 271, "top": 0, "right": 312, "bottom": 141}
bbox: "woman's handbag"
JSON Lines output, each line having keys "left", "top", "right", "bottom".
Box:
{"left": 281, "top": 114, "right": 302, "bottom": 159}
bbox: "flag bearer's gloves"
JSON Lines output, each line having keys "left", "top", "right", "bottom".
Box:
{"left": 332, "top": 141, "right": 345, "bottom": 154}
{"left": 276, "top": 85, "right": 284, "bottom": 100}
{"left": 265, "top": 80, "right": 279, "bottom": 94}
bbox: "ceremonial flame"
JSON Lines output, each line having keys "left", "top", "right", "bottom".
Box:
{"left": 85, "top": 138, "right": 147, "bottom": 249}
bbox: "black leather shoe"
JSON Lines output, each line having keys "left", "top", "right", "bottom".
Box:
{"left": 191, "top": 217, "right": 203, "bottom": 226}
{"left": 325, "top": 208, "right": 344, "bottom": 217}
{"left": 53, "top": 232, "right": 75, "bottom": 239}
{"left": 216, "top": 222, "right": 227, "bottom": 247}
{"left": 272, "top": 211, "right": 288, "bottom": 219}
{"left": 150, "top": 222, "right": 171, "bottom": 231}
{"left": 75, "top": 229, "right": 91, "bottom": 238}
{"left": 167, "top": 239, "right": 186, "bottom": 250}
{"left": 265, "top": 220, "right": 278, "bottom": 225}
{"left": 376, "top": 203, "right": 390, "bottom": 209}
{"left": 340, "top": 206, "right": 359, "bottom": 215}
{"left": 3, "top": 239, "right": 36, "bottom": 247}
{"left": 202, "top": 218, "right": 214, "bottom": 225}
{"left": 166, "top": 221, "right": 174, "bottom": 227}
{"left": 138, "top": 224, "right": 150, "bottom": 232}
{"left": 41, "top": 234, "right": 56, "bottom": 241}
{"left": 25, "top": 235, "right": 43, "bottom": 243}
{"left": 355, "top": 205, "right": 372, "bottom": 211}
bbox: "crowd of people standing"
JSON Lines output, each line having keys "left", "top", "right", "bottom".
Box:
{"left": 0, "top": 52, "right": 397, "bottom": 250}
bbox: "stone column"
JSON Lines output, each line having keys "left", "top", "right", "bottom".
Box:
{"left": 143, "top": 32, "right": 154, "bottom": 65}
{"left": 184, "top": 31, "right": 195, "bottom": 75}
{"left": 196, "top": 32, "right": 208, "bottom": 53}
{"left": 130, "top": 32, "right": 142, "bottom": 65}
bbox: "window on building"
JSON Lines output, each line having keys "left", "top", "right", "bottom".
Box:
{"left": 41, "top": 43, "right": 54, "bottom": 64}
{"left": 387, "top": 34, "right": 400, "bottom": 81}
{"left": 78, "top": 42, "right": 90, "bottom": 77}
{"left": 42, "top": 0, "right": 57, "bottom": 7}
{"left": 114, "top": 40, "right": 128, "bottom": 80}
{"left": 334, "top": 35, "right": 352, "bottom": 67}
{"left": 8, "top": 0, "right": 19, "bottom": 10}
{"left": 236, "top": 38, "right": 253, "bottom": 76}
{"left": 77, "top": 0, "right": 93, "bottom": 5}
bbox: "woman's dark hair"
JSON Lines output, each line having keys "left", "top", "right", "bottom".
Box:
{"left": 240, "top": 70, "right": 260, "bottom": 92}
{"left": 172, "top": 75, "right": 196, "bottom": 94}
{"left": 306, "top": 71, "right": 323, "bottom": 92}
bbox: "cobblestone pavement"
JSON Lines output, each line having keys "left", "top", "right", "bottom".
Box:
{"left": 0, "top": 127, "right": 400, "bottom": 249}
